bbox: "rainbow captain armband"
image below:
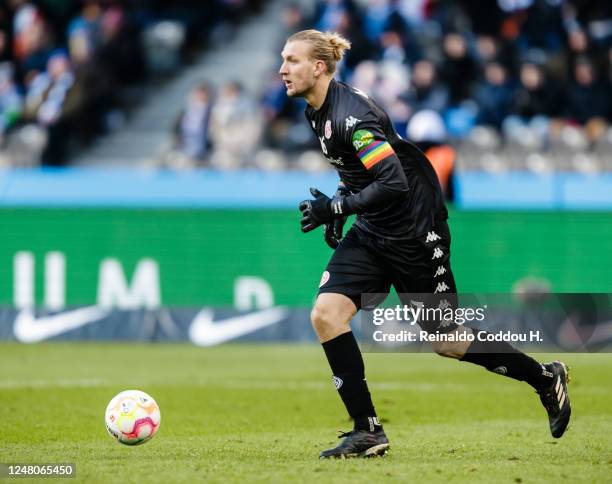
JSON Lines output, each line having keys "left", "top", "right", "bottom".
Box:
{"left": 352, "top": 129, "right": 395, "bottom": 169}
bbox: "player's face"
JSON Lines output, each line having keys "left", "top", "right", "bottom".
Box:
{"left": 279, "top": 40, "right": 317, "bottom": 97}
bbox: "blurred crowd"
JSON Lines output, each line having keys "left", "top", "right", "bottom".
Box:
{"left": 1, "top": 0, "right": 610, "bottom": 174}
{"left": 0, "top": 0, "right": 265, "bottom": 167}
{"left": 174, "top": 0, "right": 612, "bottom": 175}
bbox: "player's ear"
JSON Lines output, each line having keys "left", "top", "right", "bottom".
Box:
{"left": 313, "top": 59, "right": 326, "bottom": 77}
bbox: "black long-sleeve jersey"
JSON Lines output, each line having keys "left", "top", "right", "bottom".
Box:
{"left": 305, "top": 79, "right": 447, "bottom": 239}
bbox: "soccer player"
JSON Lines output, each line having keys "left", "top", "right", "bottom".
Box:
{"left": 279, "top": 30, "right": 571, "bottom": 459}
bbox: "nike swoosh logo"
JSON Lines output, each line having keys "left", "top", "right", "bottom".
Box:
{"left": 189, "top": 306, "right": 289, "bottom": 346}
{"left": 13, "top": 306, "right": 110, "bottom": 343}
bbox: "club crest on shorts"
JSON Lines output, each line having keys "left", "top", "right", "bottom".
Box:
{"left": 319, "top": 271, "right": 330, "bottom": 287}
{"left": 324, "top": 120, "right": 332, "bottom": 139}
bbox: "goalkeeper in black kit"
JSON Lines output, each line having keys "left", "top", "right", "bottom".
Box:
{"left": 279, "top": 29, "right": 571, "bottom": 459}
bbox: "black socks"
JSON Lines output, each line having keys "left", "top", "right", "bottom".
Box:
{"left": 460, "top": 331, "right": 553, "bottom": 390}
{"left": 322, "top": 332, "right": 382, "bottom": 431}
{"left": 322, "top": 329, "right": 553, "bottom": 432}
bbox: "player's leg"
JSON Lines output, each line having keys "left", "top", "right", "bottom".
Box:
{"left": 393, "top": 220, "right": 571, "bottom": 437}
{"left": 433, "top": 326, "right": 571, "bottom": 438}
{"left": 314, "top": 227, "right": 390, "bottom": 458}
{"left": 311, "top": 292, "right": 355, "bottom": 342}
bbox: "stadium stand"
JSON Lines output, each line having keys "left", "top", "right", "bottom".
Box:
{"left": 256, "top": 0, "right": 612, "bottom": 176}
{"left": 0, "top": 0, "right": 610, "bottom": 182}
{"left": 0, "top": 0, "right": 266, "bottom": 167}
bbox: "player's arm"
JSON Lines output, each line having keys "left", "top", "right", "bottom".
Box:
{"left": 341, "top": 128, "right": 409, "bottom": 214}
{"left": 299, "top": 127, "right": 408, "bottom": 233}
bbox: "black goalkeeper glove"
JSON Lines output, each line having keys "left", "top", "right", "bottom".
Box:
{"left": 299, "top": 187, "right": 349, "bottom": 233}
{"left": 323, "top": 183, "right": 350, "bottom": 249}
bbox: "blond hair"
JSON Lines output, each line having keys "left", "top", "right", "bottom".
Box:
{"left": 287, "top": 29, "right": 351, "bottom": 74}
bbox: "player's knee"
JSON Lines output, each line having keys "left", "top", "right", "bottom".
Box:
{"left": 431, "top": 326, "right": 473, "bottom": 359}
{"left": 310, "top": 303, "right": 347, "bottom": 334}
{"left": 432, "top": 340, "right": 466, "bottom": 359}
{"left": 310, "top": 305, "right": 333, "bottom": 333}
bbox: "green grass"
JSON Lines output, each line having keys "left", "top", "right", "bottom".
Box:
{"left": 0, "top": 344, "right": 611, "bottom": 483}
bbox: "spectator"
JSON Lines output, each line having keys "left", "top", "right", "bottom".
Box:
{"left": 97, "top": 6, "right": 144, "bottom": 86}
{"left": 474, "top": 61, "right": 515, "bottom": 128}
{"left": 313, "top": 1, "right": 376, "bottom": 73}
{"left": 563, "top": 0, "right": 612, "bottom": 58}
{"left": 403, "top": 59, "right": 449, "bottom": 114}
{"left": 459, "top": 0, "right": 506, "bottom": 36}
{"left": 11, "top": 1, "right": 54, "bottom": 79}
{"left": 474, "top": 34, "right": 516, "bottom": 74}
{"left": 350, "top": 60, "right": 378, "bottom": 94}
{"left": 279, "top": 1, "right": 308, "bottom": 41}
{"left": 379, "top": 6, "right": 422, "bottom": 65}
{"left": 360, "top": 0, "right": 388, "bottom": 40}
{"left": 566, "top": 57, "right": 610, "bottom": 139}
{"left": 314, "top": 0, "right": 351, "bottom": 33}
{"left": 397, "top": 0, "right": 430, "bottom": 26}
{"left": 23, "top": 49, "right": 79, "bottom": 165}
{"left": 509, "top": 59, "right": 563, "bottom": 120}
{"left": 406, "top": 109, "right": 455, "bottom": 200}
{"left": 379, "top": 30, "right": 407, "bottom": 64}
{"left": 172, "top": 82, "right": 214, "bottom": 164}
{"left": 261, "top": 72, "right": 308, "bottom": 151}
{"left": 517, "top": 0, "right": 566, "bottom": 55}
{"left": 66, "top": 0, "right": 102, "bottom": 66}
{"left": 0, "top": 28, "right": 11, "bottom": 63}
{"left": 209, "top": 81, "right": 262, "bottom": 169}
{"left": 0, "top": 62, "right": 22, "bottom": 138}
{"left": 376, "top": 60, "right": 412, "bottom": 132}
{"left": 0, "top": 0, "right": 262, "bottom": 166}
{"left": 439, "top": 31, "right": 478, "bottom": 104}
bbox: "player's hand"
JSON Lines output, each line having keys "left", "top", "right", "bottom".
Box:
{"left": 323, "top": 217, "right": 346, "bottom": 248}
{"left": 299, "top": 187, "right": 345, "bottom": 233}
{"left": 323, "top": 184, "right": 350, "bottom": 248}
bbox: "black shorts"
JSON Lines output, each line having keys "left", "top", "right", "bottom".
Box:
{"left": 317, "top": 220, "right": 458, "bottom": 333}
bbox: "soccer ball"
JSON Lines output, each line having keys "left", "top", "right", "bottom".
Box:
{"left": 105, "top": 390, "right": 161, "bottom": 445}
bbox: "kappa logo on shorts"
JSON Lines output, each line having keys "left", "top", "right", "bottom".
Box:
{"left": 434, "top": 265, "right": 447, "bottom": 277}
{"left": 434, "top": 282, "right": 450, "bottom": 294}
{"left": 425, "top": 231, "right": 441, "bottom": 243}
{"left": 432, "top": 247, "right": 444, "bottom": 260}
{"left": 319, "top": 271, "right": 330, "bottom": 288}
{"left": 437, "top": 298, "right": 451, "bottom": 309}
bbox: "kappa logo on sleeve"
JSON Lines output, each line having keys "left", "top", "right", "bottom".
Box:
{"left": 352, "top": 129, "right": 375, "bottom": 151}
{"left": 345, "top": 116, "right": 361, "bottom": 130}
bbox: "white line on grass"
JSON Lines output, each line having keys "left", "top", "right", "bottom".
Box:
{"left": 0, "top": 378, "right": 473, "bottom": 392}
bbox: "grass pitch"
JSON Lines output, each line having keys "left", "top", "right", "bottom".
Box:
{"left": 1, "top": 343, "right": 611, "bottom": 483}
